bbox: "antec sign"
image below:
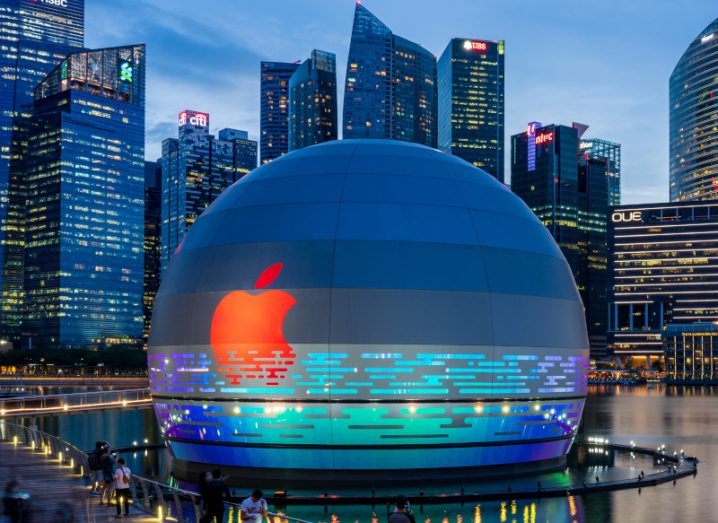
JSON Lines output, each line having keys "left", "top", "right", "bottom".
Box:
{"left": 611, "top": 211, "right": 642, "bottom": 223}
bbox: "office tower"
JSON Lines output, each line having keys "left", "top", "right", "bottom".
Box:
{"left": 144, "top": 161, "right": 161, "bottom": 347}
{"left": 218, "top": 128, "right": 257, "bottom": 180}
{"left": 669, "top": 18, "right": 718, "bottom": 202}
{"left": 161, "top": 112, "right": 257, "bottom": 269}
{"left": 608, "top": 202, "right": 718, "bottom": 368}
{"left": 512, "top": 122, "right": 617, "bottom": 355}
{"left": 579, "top": 138, "right": 621, "bottom": 206}
{"left": 260, "top": 61, "right": 299, "bottom": 164}
{"left": 343, "top": 3, "right": 437, "bottom": 147}
{"left": 288, "top": 49, "right": 338, "bottom": 151}
{"left": 0, "top": 0, "right": 85, "bottom": 341}
{"left": 438, "top": 38, "right": 505, "bottom": 182}
{"left": 22, "top": 44, "right": 146, "bottom": 349}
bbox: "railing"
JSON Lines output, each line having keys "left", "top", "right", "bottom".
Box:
{"left": 0, "top": 421, "right": 313, "bottom": 523}
{"left": 0, "top": 388, "right": 152, "bottom": 417}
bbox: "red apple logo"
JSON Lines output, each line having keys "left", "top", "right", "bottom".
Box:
{"left": 210, "top": 263, "right": 296, "bottom": 386}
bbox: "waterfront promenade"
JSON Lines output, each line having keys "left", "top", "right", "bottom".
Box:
{"left": 0, "top": 433, "right": 155, "bottom": 521}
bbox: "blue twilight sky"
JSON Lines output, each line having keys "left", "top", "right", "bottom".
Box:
{"left": 87, "top": 0, "right": 716, "bottom": 204}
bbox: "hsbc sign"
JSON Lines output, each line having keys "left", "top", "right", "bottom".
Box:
{"left": 611, "top": 211, "right": 642, "bottom": 223}
{"left": 33, "top": 0, "right": 68, "bottom": 7}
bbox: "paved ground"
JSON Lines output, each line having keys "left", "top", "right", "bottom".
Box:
{"left": 0, "top": 439, "right": 156, "bottom": 522}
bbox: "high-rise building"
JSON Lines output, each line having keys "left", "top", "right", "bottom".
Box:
{"left": 0, "top": 0, "right": 85, "bottom": 341}
{"left": 260, "top": 61, "right": 299, "bottom": 164}
{"left": 579, "top": 138, "right": 621, "bottom": 206}
{"left": 438, "top": 38, "right": 505, "bottom": 182}
{"left": 343, "top": 3, "right": 437, "bottom": 147}
{"left": 161, "top": 111, "right": 257, "bottom": 270}
{"left": 288, "top": 49, "right": 338, "bottom": 151}
{"left": 607, "top": 201, "right": 718, "bottom": 367}
{"left": 22, "top": 44, "right": 146, "bottom": 349}
{"left": 144, "top": 160, "right": 161, "bottom": 347}
{"left": 512, "top": 122, "right": 618, "bottom": 355}
{"left": 669, "top": 18, "right": 718, "bottom": 202}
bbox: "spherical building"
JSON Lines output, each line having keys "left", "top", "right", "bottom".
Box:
{"left": 149, "top": 139, "right": 588, "bottom": 483}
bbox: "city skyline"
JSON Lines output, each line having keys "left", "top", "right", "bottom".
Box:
{"left": 86, "top": 0, "right": 716, "bottom": 203}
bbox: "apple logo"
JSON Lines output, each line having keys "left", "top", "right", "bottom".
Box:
{"left": 210, "top": 263, "right": 296, "bottom": 386}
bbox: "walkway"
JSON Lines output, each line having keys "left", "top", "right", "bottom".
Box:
{"left": 0, "top": 427, "right": 156, "bottom": 522}
{"left": 0, "top": 389, "right": 152, "bottom": 417}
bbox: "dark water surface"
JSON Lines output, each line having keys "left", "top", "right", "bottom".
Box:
{"left": 27, "top": 385, "right": 714, "bottom": 522}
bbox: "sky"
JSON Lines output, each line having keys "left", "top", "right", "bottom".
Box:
{"left": 86, "top": 0, "right": 717, "bottom": 204}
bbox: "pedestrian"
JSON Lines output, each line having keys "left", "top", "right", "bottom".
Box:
{"left": 240, "top": 489, "right": 267, "bottom": 523}
{"left": 98, "top": 446, "right": 115, "bottom": 506}
{"left": 113, "top": 458, "right": 131, "bottom": 518}
{"left": 201, "top": 469, "right": 230, "bottom": 523}
{"left": 88, "top": 441, "right": 107, "bottom": 495}
{"left": 388, "top": 495, "right": 415, "bottom": 523}
{"left": 3, "top": 480, "right": 30, "bottom": 523}
{"left": 196, "top": 471, "right": 211, "bottom": 518}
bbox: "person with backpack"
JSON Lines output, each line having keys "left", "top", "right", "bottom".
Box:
{"left": 112, "top": 458, "right": 131, "bottom": 517}
{"left": 98, "top": 446, "right": 115, "bottom": 505}
{"left": 388, "top": 496, "right": 415, "bottom": 523}
{"left": 88, "top": 441, "right": 108, "bottom": 495}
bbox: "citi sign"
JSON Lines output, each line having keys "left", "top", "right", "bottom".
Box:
{"left": 32, "top": 0, "right": 68, "bottom": 6}
{"left": 611, "top": 211, "right": 642, "bottom": 223}
{"left": 463, "top": 40, "right": 489, "bottom": 52}
{"left": 535, "top": 132, "right": 554, "bottom": 145}
{"left": 178, "top": 111, "right": 208, "bottom": 127}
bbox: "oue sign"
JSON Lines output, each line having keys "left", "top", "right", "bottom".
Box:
{"left": 612, "top": 211, "right": 642, "bottom": 223}
{"left": 179, "top": 111, "right": 209, "bottom": 127}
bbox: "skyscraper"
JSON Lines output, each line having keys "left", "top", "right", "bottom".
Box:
{"left": 260, "top": 61, "right": 299, "bottom": 164}
{"left": 607, "top": 202, "right": 718, "bottom": 367}
{"left": 512, "top": 122, "right": 618, "bottom": 355}
{"left": 161, "top": 112, "right": 257, "bottom": 270}
{"left": 438, "top": 38, "right": 505, "bottom": 182}
{"left": 288, "top": 49, "right": 338, "bottom": 151}
{"left": 669, "top": 18, "right": 718, "bottom": 202}
{"left": 0, "top": 0, "right": 85, "bottom": 341}
{"left": 23, "top": 44, "right": 146, "bottom": 349}
{"left": 144, "top": 161, "right": 161, "bottom": 347}
{"left": 343, "top": 3, "right": 437, "bottom": 147}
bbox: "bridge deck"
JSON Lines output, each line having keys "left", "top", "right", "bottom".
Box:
{"left": 0, "top": 438, "right": 156, "bottom": 522}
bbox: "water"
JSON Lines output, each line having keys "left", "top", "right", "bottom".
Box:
{"left": 24, "top": 385, "right": 715, "bottom": 522}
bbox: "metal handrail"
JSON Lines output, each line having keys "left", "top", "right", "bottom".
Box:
{"left": 1, "top": 388, "right": 150, "bottom": 402}
{"left": 0, "top": 388, "right": 152, "bottom": 417}
{"left": 0, "top": 421, "right": 314, "bottom": 523}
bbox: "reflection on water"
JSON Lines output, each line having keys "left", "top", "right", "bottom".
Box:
{"left": 281, "top": 497, "right": 583, "bottom": 523}
{"left": 21, "top": 384, "right": 718, "bottom": 522}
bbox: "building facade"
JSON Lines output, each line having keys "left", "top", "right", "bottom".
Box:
{"left": 608, "top": 201, "right": 718, "bottom": 367}
{"left": 22, "top": 44, "right": 146, "bottom": 349}
{"left": 161, "top": 112, "right": 256, "bottom": 270}
{"left": 0, "top": 0, "right": 85, "bottom": 342}
{"left": 144, "top": 161, "right": 161, "bottom": 347}
{"left": 343, "top": 3, "right": 437, "bottom": 147}
{"left": 664, "top": 323, "right": 718, "bottom": 383}
{"left": 260, "top": 61, "right": 299, "bottom": 164}
{"left": 669, "top": 18, "right": 718, "bottom": 202}
{"left": 512, "top": 123, "right": 617, "bottom": 355}
{"left": 438, "top": 38, "right": 505, "bottom": 182}
{"left": 288, "top": 49, "right": 337, "bottom": 151}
